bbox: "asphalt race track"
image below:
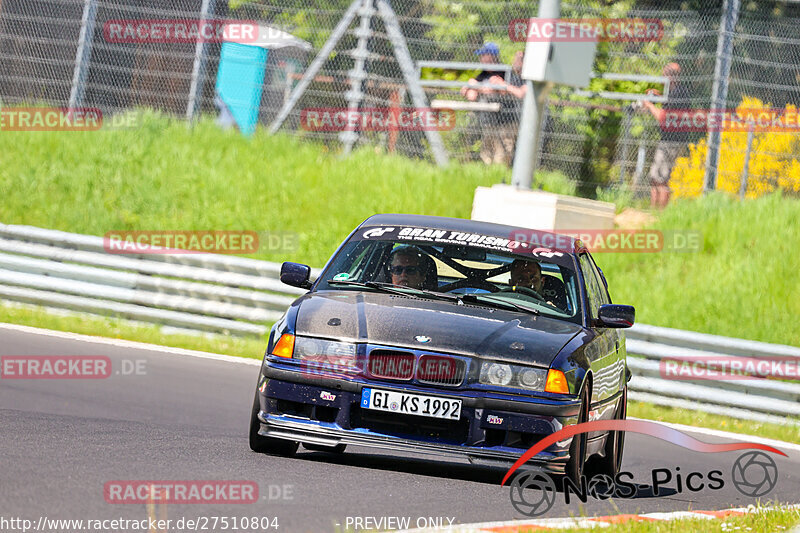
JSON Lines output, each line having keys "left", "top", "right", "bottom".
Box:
{"left": 1, "top": 324, "right": 798, "bottom": 533}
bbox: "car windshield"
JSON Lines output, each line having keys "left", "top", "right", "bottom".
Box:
{"left": 315, "top": 229, "right": 582, "bottom": 323}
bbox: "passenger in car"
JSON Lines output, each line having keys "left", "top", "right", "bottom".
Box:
{"left": 510, "top": 259, "right": 544, "bottom": 293}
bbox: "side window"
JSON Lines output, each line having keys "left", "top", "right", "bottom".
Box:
{"left": 579, "top": 254, "right": 603, "bottom": 318}
{"left": 588, "top": 255, "right": 611, "bottom": 305}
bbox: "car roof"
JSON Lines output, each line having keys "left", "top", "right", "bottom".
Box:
{"left": 360, "top": 214, "right": 584, "bottom": 254}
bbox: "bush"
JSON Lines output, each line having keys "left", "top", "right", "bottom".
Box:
{"left": 670, "top": 96, "right": 800, "bottom": 198}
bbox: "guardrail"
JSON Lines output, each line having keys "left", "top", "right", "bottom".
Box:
{"left": 0, "top": 223, "right": 314, "bottom": 337}
{"left": 0, "top": 223, "right": 797, "bottom": 424}
{"left": 625, "top": 325, "right": 800, "bottom": 424}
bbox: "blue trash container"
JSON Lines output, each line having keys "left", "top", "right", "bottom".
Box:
{"left": 215, "top": 42, "right": 268, "bottom": 136}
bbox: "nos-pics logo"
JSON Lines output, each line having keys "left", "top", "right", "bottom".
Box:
{"left": 503, "top": 420, "right": 784, "bottom": 517}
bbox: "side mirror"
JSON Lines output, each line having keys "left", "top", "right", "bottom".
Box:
{"left": 280, "top": 262, "right": 312, "bottom": 289}
{"left": 596, "top": 304, "right": 635, "bottom": 328}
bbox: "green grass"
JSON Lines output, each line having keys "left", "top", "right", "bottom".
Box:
{"left": 596, "top": 192, "right": 800, "bottom": 346}
{"left": 3, "top": 113, "right": 799, "bottom": 346}
{"left": 628, "top": 401, "right": 800, "bottom": 444}
{"left": 0, "top": 113, "right": 507, "bottom": 267}
{"left": 1, "top": 116, "right": 799, "bottom": 342}
{"left": 555, "top": 505, "right": 799, "bottom": 533}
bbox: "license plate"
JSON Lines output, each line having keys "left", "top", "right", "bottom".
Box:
{"left": 361, "top": 388, "right": 461, "bottom": 420}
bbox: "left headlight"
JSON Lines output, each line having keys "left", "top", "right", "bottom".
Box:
{"left": 479, "top": 362, "right": 547, "bottom": 391}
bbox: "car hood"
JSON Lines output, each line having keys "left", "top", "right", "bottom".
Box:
{"left": 294, "top": 290, "right": 582, "bottom": 366}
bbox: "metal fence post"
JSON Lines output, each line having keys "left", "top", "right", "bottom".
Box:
{"left": 376, "top": 0, "right": 449, "bottom": 167}
{"left": 740, "top": 123, "right": 754, "bottom": 199}
{"left": 186, "top": 0, "right": 217, "bottom": 121}
{"left": 269, "top": 0, "right": 362, "bottom": 134}
{"left": 616, "top": 104, "right": 634, "bottom": 185}
{"left": 340, "top": 0, "right": 374, "bottom": 154}
{"left": 703, "top": 0, "right": 741, "bottom": 193}
{"left": 632, "top": 136, "right": 647, "bottom": 195}
{"left": 68, "top": 0, "right": 98, "bottom": 110}
{"left": 511, "top": 0, "right": 561, "bottom": 189}
{"left": 535, "top": 102, "right": 550, "bottom": 171}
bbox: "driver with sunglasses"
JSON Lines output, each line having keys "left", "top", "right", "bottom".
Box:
{"left": 388, "top": 246, "right": 428, "bottom": 289}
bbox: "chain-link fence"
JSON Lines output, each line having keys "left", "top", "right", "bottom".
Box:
{"left": 2, "top": 0, "right": 800, "bottom": 200}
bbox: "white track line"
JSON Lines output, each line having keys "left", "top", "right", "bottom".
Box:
{"left": 0, "top": 322, "right": 261, "bottom": 366}
{"left": 628, "top": 416, "right": 800, "bottom": 453}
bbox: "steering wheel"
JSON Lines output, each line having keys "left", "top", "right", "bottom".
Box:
{"left": 498, "top": 285, "right": 545, "bottom": 300}
{"left": 440, "top": 278, "right": 499, "bottom": 293}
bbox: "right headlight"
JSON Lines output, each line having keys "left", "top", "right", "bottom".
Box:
{"left": 479, "top": 362, "right": 547, "bottom": 391}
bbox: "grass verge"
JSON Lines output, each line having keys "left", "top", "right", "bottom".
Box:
{"left": 555, "top": 505, "right": 799, "bottom": 533}
{"left": 597, "top": 192, "right": 800, "bottom": 346}
{"left": 628, "top": 401, "right": 800, "bottom": 445}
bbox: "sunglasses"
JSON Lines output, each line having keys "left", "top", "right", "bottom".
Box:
{"left": 389, "top": 265, "right": 422, "bottom": 276}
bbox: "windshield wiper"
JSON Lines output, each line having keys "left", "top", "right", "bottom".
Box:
{"left": 326, "top": 280, "right": 538, "bottom": 315}
{"left": 456, "top": 293, "right": 540, "bottom": 316}
{"left": 326, "top": 280, "right": 459, "bottom": 303}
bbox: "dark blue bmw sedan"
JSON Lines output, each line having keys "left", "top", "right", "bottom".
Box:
{"left": 249, "top": 214, "right": 634, "bottom": 483}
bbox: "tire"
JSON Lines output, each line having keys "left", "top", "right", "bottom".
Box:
{"left": 592, "top": 385, "right": 627, "bottom": 478}
{"left": 303, "top": 443, "right": 347, "bottom": 454}
{"left": 249, "top": 391, "right": 299, "bottom": 456}
{"left": 565, "top": 383, "right": 590, "bottom": 485}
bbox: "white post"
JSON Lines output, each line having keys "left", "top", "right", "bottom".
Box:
{"left": 510, "top": 0, "right": 561, "bottom": 189}
{"left": 68, "top": 0, "right": 98, "bottom": 110}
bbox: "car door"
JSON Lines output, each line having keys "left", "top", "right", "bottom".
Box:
{"left": 578, "top": 253, "right": 621, "bottom": 424}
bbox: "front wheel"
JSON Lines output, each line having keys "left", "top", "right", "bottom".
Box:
{"left": 565, "top": 384, "right": 590, "bottom": 485}
{"left": 595, "top": 386, "right": 627, "bottom": 478}
{"left": 249, "top": 391, "right": 299, "bottom": 456}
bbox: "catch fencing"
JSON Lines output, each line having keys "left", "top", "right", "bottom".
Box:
{"left": 1, "top": 222, "right": 798, "bottom": 424}
{"left": 2, "top": 1, "right": 800, "bottom": 199}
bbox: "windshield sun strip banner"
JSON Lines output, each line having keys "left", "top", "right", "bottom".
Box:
{"left": 355, "top": 226, "right": 577, "bottom": 268}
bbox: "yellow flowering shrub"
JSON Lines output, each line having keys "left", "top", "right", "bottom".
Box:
{"left": 670, "top": 96, "right": 800, "bottom": 198}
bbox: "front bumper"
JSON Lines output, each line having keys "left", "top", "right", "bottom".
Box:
{"left": 256, "top": 363, "right": 582, "bottom": 473}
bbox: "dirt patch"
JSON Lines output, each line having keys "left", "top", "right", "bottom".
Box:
{"left": 615, "top": 208, "right": 657, "bottom": 228}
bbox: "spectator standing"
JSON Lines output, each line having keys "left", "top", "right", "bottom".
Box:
{"left": 486, "top": 51, "right": 527, "bottom": 166}
{"left": 460, "top": 43, "right": 520, "bottom": 166}
{"left": 642, "top": 62, "right": 690, "bottom": 209}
